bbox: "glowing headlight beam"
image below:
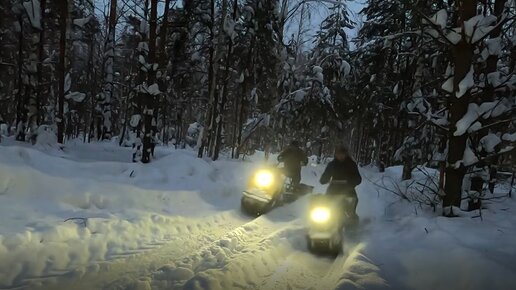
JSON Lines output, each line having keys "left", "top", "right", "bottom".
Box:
{"left": 310, "top": 207, "right": 331, "bottom": 223}
{"left": 255, "top": 170, "right": 274, "bottom": 187}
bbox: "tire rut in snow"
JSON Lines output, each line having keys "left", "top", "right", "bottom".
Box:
{"left": 149, "top": 210, "right": 358, "bottom": 290}
{"left": 149, "top": 214, "right": 292, "bottom": 289}
{"left": 163, "top": 212, "right": 369, "bottom": 290}
{"left": 257, "top": 236, "right": 366, "bottom": 290}
{"left": 18, "top": 210, "right": 250, "bottom": 290}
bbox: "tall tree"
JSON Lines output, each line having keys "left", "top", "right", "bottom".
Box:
{"left": 35, "top": 0, "right": 47, "bottom": 131}
{"left": 213, "top": 0, "right": 239, "bottom": 161}
{"left": 57, "top": 0, "right": 69, "bottom": 144}
{"left": 141, "top": 0, "right": 159, "bottom": 163}
{"left": 98, "top": 0, "right": 117, "bottom": 140}
{"left": 442, "top": 1, "right": 477, "bottom": 215}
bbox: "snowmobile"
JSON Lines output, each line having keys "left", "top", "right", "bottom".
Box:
{"left": 306, "top": 185, "right": 357, "bottom": 255}
{"left": 241, "top": 164, "right": 312, "bottom": 216}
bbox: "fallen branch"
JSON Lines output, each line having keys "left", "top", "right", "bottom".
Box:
{"left": 0, "top": 62, "right": 16, "bottom": 67}
{"left": 237, "top": 117, "right": 265, "bottom": 158}
{"left": 365, "top": 173, "right": 441, "bottom": 209}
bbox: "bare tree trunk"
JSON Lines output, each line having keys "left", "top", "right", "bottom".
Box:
{"left": 378, "top": 129, "right": 388, "bottom": 172}
{"left": 23, "top": 0, "right": 45, "bottom": 135}
{"left": 482, "top": 0, "right": 506, "bottom": 194}
{"left": 509, "top": 158, "right": 514, "bottom": 198}
{"left": 15, "top": 15, "right": 25, "bottom": 141}
{"left": 100, "top": 0, "right": 117, "bottom": 140}
{"left": 295, "top": 2, "right": 306, "bottom": 59}
{"left": 27, "top": 0, "right": 46, "bottom": 138}
{"left": 213, "top": 0, "right": 235, "bottom": 161}
{"left": 207, "top": 0, "right": 229, "bottom": 159}
{"left": 361, "top": 127, "right": 367, "bottom": 164}
{"left": 235, "top": 27, "right": 257, "bottom": 159}
{"left": 278, "top": 0, "right": 289, "bottom": 42}
{"left": 87, "top": 46, "right": 99, "bottom": 143}
{"left": 443, "top": 0, "right": 477, "bottom": 215}
{"left": 317, "top": 140, "right": 324, "bottom": 164}
{"left": 162, "top": 102, "right": 167, "bottom": 145}
{"left": 84, "top": 34, "right": 95, "bottom": 143}
{"left": 402, "top": 161, "right": 412, "bottom": 180}
{"left": 132, "top": 1, "right": 149, "bottom": 161}
{"left": 198, "top": 0, "right": 219, "bottom": 158}
{"left": 119, "top": 93, "right": 130, "bottom": 147}
{"left": 235, "top": 81, "right": 247, "bottom": 158}
{"left": 158, "top": 0, "right": 171, "bottom": 147}
{"left": 141, "top": 0, "right": 158, "bottom": 163}
{"left": 204, "top": 0, "right": 218, "bottom": 158}
{"left": 57, "top": 0, "right": 68, "bottom": 144}
{"left": 231, "top": 88, "right": 240, "bottom": 158}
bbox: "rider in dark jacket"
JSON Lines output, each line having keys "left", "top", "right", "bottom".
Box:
{"left": 320, "top": 145, "right": 362, "bottom": 219}
{"left": 278, "top": 141, "right": 308, "bottom": 189}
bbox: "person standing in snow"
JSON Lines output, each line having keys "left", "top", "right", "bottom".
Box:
{"left": 320, "top": 145, "right": 362, "bottom": 221}
{"left": 277, "top": 141, "right": 308, "bottom": 190}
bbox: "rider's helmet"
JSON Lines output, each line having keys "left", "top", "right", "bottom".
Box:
{"left": 335, "top": 144, "right": 350, "bottom": 161}
{"left": 335, "top": 144, "right": 349, "bottom": 154}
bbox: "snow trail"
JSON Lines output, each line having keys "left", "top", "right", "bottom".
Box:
{"left": 25, "top": 210, "right": 250, "bottom": 290}
{"left": 2, "top": 141, "right": 515, "bottom": 290}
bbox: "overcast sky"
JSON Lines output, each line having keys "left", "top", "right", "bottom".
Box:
{"left": 95, "top": 0, "right": 365, "bottom": 49}
{"left": 286, "top": 0, "right": 365, "bottom": 50}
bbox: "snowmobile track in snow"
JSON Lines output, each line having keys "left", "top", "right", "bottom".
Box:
{"left": 9, "top": 210, "right": 251, "bottom": 290}
{"left": 14, "top": 196, "right": 365, "bottom": 290}
{"left": 146, "top": 203, "right": 364, "bottom": 290}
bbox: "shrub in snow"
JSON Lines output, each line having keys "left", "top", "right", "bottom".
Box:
{"left": 0, "top": 123, "right": 7, "bottom": 137}
{"left": 372, "top": 166, "right": 442, "bottom": 210}
{"left": 186, "top": 122, "right": 203, "bottom": 148}
{"left": 120, "top": 131, "right": 137, "bottom": 147}
{"left": 35, "top": 125, "right": 58, "bottom": 148}
{"left": 394, "top": 136, "right": 423, "bottom": 180}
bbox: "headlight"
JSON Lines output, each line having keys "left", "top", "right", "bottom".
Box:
{"left": 255, "top": 170, "right": 274, "bottom": 187}
{"left": 310, "top": 207, "right": 330, "bottom": 223}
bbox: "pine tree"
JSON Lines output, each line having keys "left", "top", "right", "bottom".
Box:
{"left": 416, "top": 1, "right": 515, "bottom": 214}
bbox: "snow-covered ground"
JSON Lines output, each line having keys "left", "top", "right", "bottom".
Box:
{"left": 0, "top": 139, "right": 515, "bottom": 290}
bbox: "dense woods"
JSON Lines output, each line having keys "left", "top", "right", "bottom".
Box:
{"left": 0, "top": 0, "right": 514, "bottom": 215}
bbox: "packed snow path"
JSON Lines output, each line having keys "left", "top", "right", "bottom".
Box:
{"left": 0, "top": 140, "right": 515, "bottom": 290}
